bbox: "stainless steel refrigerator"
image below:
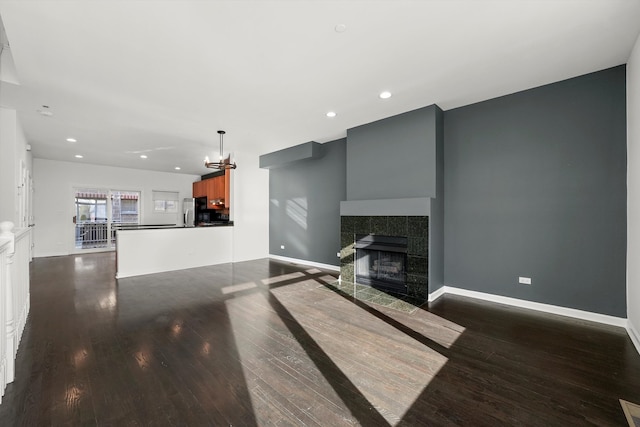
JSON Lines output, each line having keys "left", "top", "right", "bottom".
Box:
{"left": 183, "top": 198, "right": 195, "bottom": 227}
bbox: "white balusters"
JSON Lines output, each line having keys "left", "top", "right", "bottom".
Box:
{"left": 0, "top": 232, "right": 8, "bottom": 403}
{"left": 13, "top": 226, "right": 30, "bottom": 351}
{"left": 0, "top": 221, "right": 31, "bottom": 403}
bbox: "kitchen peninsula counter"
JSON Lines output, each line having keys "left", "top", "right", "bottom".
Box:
{"left": 116, "top": 225, "right": 233, "bottom": 278}
{"left": 114, "top": 222, "right": 233, "bottom": 230}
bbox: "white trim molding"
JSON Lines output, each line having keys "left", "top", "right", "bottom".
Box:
{"left": 269, "top": 255, "right": 340, "bottom": 272}
{"left": 429, "top": 286, "right": 628, "bottom": 328}
{"left": 428, "top": 286, "right": 446, "bottom": 302}
{"left": 628, "top": 322, "right": 640, "bottom": 355}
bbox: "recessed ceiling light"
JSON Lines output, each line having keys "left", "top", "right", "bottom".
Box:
{"left": 379, "top": 91, "right": 392, "bottom": 99}
{"left": 66, "top": 138, "right": 77, "bottom": 142}
{"left": 326, "top": 111, "right": 337, "bottom": 118}
{"left": 140, "top": 155, "right": 148, "bottom": 159}
{"left": 174, "top": 166, "right": 181, "bottom": 170}
{"left": 75, "top": 154, "right": 83, "bottom": 159}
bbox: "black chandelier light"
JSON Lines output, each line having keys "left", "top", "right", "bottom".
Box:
{"left": 205, "top": 130, "right": 237, "bottom": 170}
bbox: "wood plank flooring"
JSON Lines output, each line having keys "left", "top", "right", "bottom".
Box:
{"left": 0, "top": 252, "right": 638, "bottom": 426}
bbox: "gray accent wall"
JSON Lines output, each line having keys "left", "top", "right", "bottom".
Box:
{"left": 444, "top": 66, "right": 627, "bottom": 317}
{"left": 347, "top": 106, "right": 439, "bottom": 200}
{"left": 430, "top": 106, "right": 444, "bottom": 293}
{"left": 268, "top": 138, "right": 346, "bottom": 266}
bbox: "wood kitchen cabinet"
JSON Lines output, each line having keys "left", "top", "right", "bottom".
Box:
{"left": 192, "top": 180, "right": 207, "bottom": 198}
{"left": 224, "top": 169, "right": 230, "bottom": 208}
{"left": 206, "top": 177, "right": 223, "bottom": 209}
{"left": 192, "top": 170, "right": 231, "bottom": 210}
{"left": 209, "top": 173, "right": 230, "bottom": 209}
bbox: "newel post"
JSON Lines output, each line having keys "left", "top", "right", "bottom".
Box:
{"left": 0, "top": 221, "right": 15, "bottom": 383}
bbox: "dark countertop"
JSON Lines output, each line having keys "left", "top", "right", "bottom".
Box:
{"left": 116, "top": 222, "right": 233, "bottom": 231}
{"left": 113, "top": 224, "right": 177, "bottom": 230}
{"left": 196, "top": 221, "right": 234, "bottom": 227}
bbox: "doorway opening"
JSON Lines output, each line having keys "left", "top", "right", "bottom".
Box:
{"left": 74, "top": 188, "right": 140, "bottom": 251}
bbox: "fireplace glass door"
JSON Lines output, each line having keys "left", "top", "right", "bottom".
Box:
{"left": 354, "top": 234, "right": 408, "bottom": 294}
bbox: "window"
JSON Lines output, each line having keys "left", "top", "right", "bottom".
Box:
{"left": 111, "top": 191, "right": 140, "bottom": 224}
{"left": 152, "top": 190, "right": 179, "bottom": 213}
{"left": 75, "top": 191, "right": 108, "bottom": 222}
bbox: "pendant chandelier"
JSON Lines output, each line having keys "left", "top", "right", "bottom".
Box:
{"left": 205, "top": 130, "right": 237, "bottom": 170}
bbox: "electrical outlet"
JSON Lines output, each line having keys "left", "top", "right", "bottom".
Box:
{"left": 518, "top": 276, "right": 532, "bottom": 285}
{"left": 280, "top": 245, "right": 285, "bottom": 250}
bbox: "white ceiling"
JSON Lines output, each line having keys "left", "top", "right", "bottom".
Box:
{"left": 1, "top": 0, "right": 639, "bottom": 176}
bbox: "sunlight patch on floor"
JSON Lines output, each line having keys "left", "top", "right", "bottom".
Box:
{"left": 221, "top": 281, "right": 258, "bottom": 294}
{"left": 261, "top": 271, "right": 305, "bottom": 286}
{"left": 269, "top": 285, "right": 455, "bottom": 426}
{"left": 225, "top": 291, "right": 357, "bottom": 425}
{"left": 323, "top": 280, "right": 466, "bottom": 350}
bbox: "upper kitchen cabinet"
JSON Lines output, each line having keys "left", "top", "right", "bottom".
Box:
{"left": 224, "top": 169, "right": 230, "bottom": 208}
{"left": 193, "top": 180, "right": 207, "bottom": 198}
{"left": 193, "top": 169, "right": 231, "bottom": 210}
{"left": 206, "top": 176, "right": 224, "bottom": 209}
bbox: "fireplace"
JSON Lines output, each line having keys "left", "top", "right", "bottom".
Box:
{"left": 341, "top": 215, "right": 428, "bottom": 301}
{"left": 355, "top": 234, "right": 407, "bottom": 294}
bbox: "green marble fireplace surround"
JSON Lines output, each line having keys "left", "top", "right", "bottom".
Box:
{"left": 340, "top": 215, "right": 429, "bottom": 301}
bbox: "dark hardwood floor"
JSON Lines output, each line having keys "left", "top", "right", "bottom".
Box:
{"left": 0, "top": 252, "right": 638, "bottom": 426}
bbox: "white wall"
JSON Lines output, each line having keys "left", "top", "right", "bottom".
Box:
{"left": 0, "top": 107, "right": 31, "bottom": 225}
{"left": 32, "top": 155, "right": 270, "bottom": 263}
{"left": 33, "top": 159, "right": 199, "bottom": 257}
{"left": 628, "top": 32, "right": 640, "bottom": 350}
{"left": 0, "top": 108, "right": 16, "bottom": 222}
{"left": 230, "top": 149, "right": 270, "bottom": 263}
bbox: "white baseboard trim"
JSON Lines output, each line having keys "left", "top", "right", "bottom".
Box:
{"left": 34, "top": 251, "right": 68, "bottom": 258}
{"left": 627, "top": 321, "right": 640, "bottom": 355}
{"left": 441, "top": 286, "right": 628, "bottom": 328}
{"left": 268, "top": 255, "right": 340, "bottom": 272}
{"left": 428, "top": 286, "right": 446, "bottom": 302}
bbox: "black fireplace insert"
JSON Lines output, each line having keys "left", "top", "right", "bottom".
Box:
{"left": 354, "top": 234, "right": 408, "bottom": 294}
